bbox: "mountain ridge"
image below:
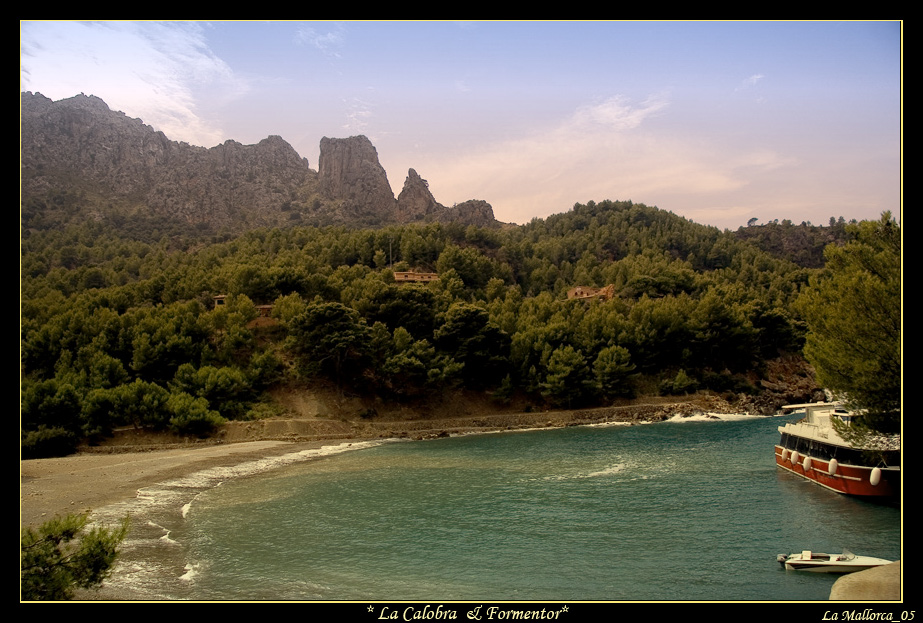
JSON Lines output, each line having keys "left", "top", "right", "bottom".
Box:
{"left": 20, "top": 92, "right": 501, "bottom": 234}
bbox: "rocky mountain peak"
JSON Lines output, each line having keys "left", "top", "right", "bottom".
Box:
{"left": 21, "top": 92, "right": 501, "bottom": 234}
{"left": 396, "top": 168, "right": 442, "bottom": 223}
{"left": 317, "top": 135, "right": 396, "bottom": 221}
{"left": 438, "top": 200, "right": 500, "bottom": 228}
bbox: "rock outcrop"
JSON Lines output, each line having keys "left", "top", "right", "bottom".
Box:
{"left": 317, "top": 135, "right": 396, "bottom": 223}
{"left": 434, "top": 199, "right": 499, "bottom": 228}
{"left": 21, "top": 92, "right": 501, "bottom": 234}
{"left": 396, "top": 168, "right": 441, "bottom": 223}
{"left": 21, "top": 92, "right": 315, "bottom": 231}
{"left": 316, "top": 136, "right": 502, "bottom": 229}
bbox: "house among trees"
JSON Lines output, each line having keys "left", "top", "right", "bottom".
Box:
{"left": 566, "top": 284, "right": 615, "bottom": 302}
{"left": 393, "top": 270, "right": 439, "bottom": 283}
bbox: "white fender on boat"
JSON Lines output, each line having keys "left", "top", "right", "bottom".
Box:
{"left": 828, "top": 459, "right": 838, "bottom": 476}
{"left": 870, "top": 467, "right": 882, "bottom": 486}
{"left": 803, "top": 457, "right": 812, "bottom": 471}
{"left": 790, "top": 451, "right": 799, "bottom": 466}
{"left": 781, "top": 449, "right": 788, "bottom": 461}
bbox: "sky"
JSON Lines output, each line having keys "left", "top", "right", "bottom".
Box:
{"left": 20, "top": 20, "right": 902, "bottom": 230}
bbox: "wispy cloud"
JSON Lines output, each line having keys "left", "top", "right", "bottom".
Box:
{"left": 420, "top": 92, "right": 789, "bottom": 225}
{"left": 20, "top": 21, "right": 245, "bottom": 147}
{"left": 567, "top": 94, "right": 669, "bottom": 131}
{"left": 295, "top": 23, "right": 346, "bottom": 58}
{"left": 736, "top": 73, "right": 765, "bottom": 91}
{"left": 342, "top": 94, "right": 375, "bottom": 134}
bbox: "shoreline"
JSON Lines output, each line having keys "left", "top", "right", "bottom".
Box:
{"left": 20, "top": 399, "right": 755, "bottom": 600}
{"left": 20, "top": 439, "right": 373, "bottom": 529}
{"left": 21, "top": 398, "right": 741, "bottom": 528}
{"left": 21, "top": 402, "right": 901, "bottom": 603}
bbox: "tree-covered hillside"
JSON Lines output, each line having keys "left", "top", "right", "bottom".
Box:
{"left": 21, "top": 199, "right": 858, "bottom": 457}
{"left": 732, "top": 216, "right": 853, "bottom": 268}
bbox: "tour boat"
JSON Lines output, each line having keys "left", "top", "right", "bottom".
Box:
{"left": 774, "top": 402, "right": 900, "bottom": 500}
{"left": 777, "top": 550, "right": 893, "bottom": 574}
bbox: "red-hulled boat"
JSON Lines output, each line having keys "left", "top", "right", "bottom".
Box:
{"left": 774, "top": 402, "right": 900, "bottom": 500}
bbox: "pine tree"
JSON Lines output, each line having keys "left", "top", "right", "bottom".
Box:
{"left": 797, "top": 212, "right": 901, "bottom": 435}
{"left": 21, "top": 513, "right": 129, "bottom": 600}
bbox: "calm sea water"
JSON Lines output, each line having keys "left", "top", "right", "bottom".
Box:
{"left": 93, "top": 413, "right": 901, "bottom": 602}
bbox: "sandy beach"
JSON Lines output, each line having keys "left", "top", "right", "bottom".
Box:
{"left": 21, "top": 403, "right": 899, "bottom": 602}
{"left": 20, "top": 439, "right": 354, "bottom": 529}
{"left": 21, "top": 398, "right": 738, "bottom": 529}
{"left": 20, "top": 398, "right": 746, "bottom": 600}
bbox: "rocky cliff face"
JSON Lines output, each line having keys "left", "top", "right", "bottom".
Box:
{"left": 395, "top": 169, "right": 501, "bottom": 228}
{"left": 434, "top": 200, "right": 499, "bottom": 229}
{"left": 317, "top": 136, "right": 502, "bottom": 228}
{"left": 21, "top": 92, "right": 315, "bottom": 231}
{"left": 318, "top": 135, "right": 396, "bottom": 223}
{"left": 396, "top": 168, "right": 441, "bottom": 223}
{"left": 21, "top": 92, "right": 500, "bottom": 234}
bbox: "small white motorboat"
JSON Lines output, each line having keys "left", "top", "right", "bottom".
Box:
{"left": 777, "top": 549, "right": 893, "bottom": 573}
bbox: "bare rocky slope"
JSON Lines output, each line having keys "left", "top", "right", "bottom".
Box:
{"left": 21, "top": 92, "right": 501, "bottom": 233}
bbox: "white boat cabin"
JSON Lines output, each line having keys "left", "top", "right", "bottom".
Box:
{"left": 782, "top": 402, "right": 853, "bottom": 427}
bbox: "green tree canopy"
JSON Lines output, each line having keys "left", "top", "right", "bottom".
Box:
{"left": 593, "top": 345, "right": 636, "bottom": 399}
{"left": 542, "top": 344, "right": 594, "bottom": 407}
{"left": 21, "top": 513, "right": 129, "bottom": 600}
{"left": 796, "top": 212, "right": 901, "bottom": 435}
{"left": 434, "top": 302, "right": 511, "bottom": 388}
{"left": 287, "top": 301, "right": 374, "bottom": 385}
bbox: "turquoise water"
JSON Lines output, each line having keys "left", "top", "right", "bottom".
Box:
{"left": 98, "top": 413, "right": 901, "bottom": 601}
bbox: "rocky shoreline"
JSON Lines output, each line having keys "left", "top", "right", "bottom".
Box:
{"left": 225, "top": 398, "right": 738, "bottom": 442}
{"left": 75, "top": 393, "right": 761, "bottom": 454}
